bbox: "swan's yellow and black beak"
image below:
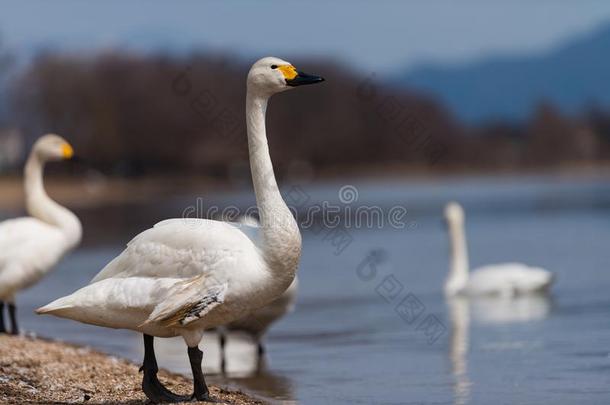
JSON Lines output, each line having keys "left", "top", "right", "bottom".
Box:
{"left": 61, "top": 143, "right": 74, "bottom": 159}
{"left": 286, "top": 71, "right": 324, "bottom": 86}
{"left": 279, "top": 65, "right": 324, "bottom": 87}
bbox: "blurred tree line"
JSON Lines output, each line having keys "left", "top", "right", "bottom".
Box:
{"left": 8, "top": 51, "right": 610, "bottom": 179}
{"left": 0, "top": 34, "right": 14, "bottom": 125}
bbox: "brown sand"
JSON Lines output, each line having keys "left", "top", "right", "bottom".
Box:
{"left": 0, "top": 175, "right": 227, "bottom": 212}
{"left": 0, "top": 334, "right": 264, "bottom": 405}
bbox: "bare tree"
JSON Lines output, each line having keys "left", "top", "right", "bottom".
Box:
{"left": 9, "top": 50, "right": 610, "bottom": 177}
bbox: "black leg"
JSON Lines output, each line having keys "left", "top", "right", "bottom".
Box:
{"left": 219, "top": 332, "right": 227, "bottom": 375}
{"left": 140, "top": 334, "right": 190, "bottom": 403}
{"left": 0, "top": 302, "right": 6, "bottom": 334}
{"left": 188, "top": 345, "right": 215, "bottom": 402}
{"left": 8, "top": 303, "right": 18, "bottom": 335}
{"left": 256, "top": 341, "right": 265, "bottom": 372}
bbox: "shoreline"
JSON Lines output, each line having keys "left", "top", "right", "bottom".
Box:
{"left": 0, "top": 334, "right": 264, "bottom": 404}
{"left": 0, "top": 165, "right": 609, "bottom": 211}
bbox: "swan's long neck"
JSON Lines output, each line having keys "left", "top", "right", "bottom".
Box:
{"left": 445, "top": 220, "right": 469, "bottom": 295}
{"left": 246, "top": 90, "right": 301, "bottom": 281}
{"left": 24, "top": 153, "right": 82, "bottom": 248}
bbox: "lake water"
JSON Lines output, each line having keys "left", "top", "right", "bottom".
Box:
{"left": 5, "top": 174, "right": 610, "bottom": 404}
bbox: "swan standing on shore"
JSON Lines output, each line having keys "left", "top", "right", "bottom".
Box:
{"left": 220, "top": 277, "right": 298, "bottom": 371}
{"left": 0, "top": 134, "right": 81, "bottom": 335}
{"left": 38, "top": 57, "right": 324, "bottom": 403}
{"left": 444, "top": 202, "right": 554, "bottom": 297}
{"left": 219, "top": 216, "right": 299, "bottom": 372}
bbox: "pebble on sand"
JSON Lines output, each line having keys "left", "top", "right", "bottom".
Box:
{"left": 0, "top": 334, "right": 263, "bottom": 404}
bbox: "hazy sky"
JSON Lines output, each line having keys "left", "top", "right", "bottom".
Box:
{"left": 1, "top": 0, "right": 610, "bottom": 74}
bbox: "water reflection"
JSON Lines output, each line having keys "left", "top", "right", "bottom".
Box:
{"left": 16, "top": 176, "right": 607, "bottom": 404}
{"left": 148, "top": 331, "right": 294, "bottom": 401}
{"left": 448, "top": 297, "right": 471, "bottom": 405}
{"left": 447, "top": 294, "right": 553, "bottom": 405}
{"left": 469, "top": 294, "right": 552, "bottom": 324}
{"left": 224, "top": 368, "right": 294, "bottom": 402}
{"left": 216, "top": 332, "right": 295, "bottom": 400}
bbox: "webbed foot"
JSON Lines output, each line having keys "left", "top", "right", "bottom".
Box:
{"left": 140, "top": 365, "right": 191, "bottom": 403}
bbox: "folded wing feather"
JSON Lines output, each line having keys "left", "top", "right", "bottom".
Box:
{"left": 144, "top": 275, "right": 228, "bottom": 327}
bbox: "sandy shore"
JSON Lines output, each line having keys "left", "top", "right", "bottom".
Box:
{"left": 0, "top": 175, "right": 225, "bottom": 212}
{"left": 0, "top": 335, "right": 263, "bottom": 404}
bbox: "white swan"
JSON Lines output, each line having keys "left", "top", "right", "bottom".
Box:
{"left": 223, "top": 278, "right": 297, "bottom": 350}
{"left": 0, "top": 134, "right": 81, "bottom": 335}
{"left": 221, "top": 280, "right": 298, "bottom": 372}
{"left": 219, "top": 216, "right": 299, "bottom": 372}
{"left": 444, "top": 201, "right": 554, "bottom": 297}
{"left": 37, "top": 57, "right": 323, "bottom": 403}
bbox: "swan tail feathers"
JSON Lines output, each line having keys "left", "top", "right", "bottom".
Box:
{"left": 36, "top": 297, "right": 74, "bottom": 315}
{"left": 142, "top": 278, "right": 227, "bottom": 328}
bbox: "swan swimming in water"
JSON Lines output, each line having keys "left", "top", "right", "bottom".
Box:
{"left": 0, "top": 134, "right": 81, "bottom": 335}
{"left": 444, "top": 201, "right": 554, "bottom": 297}
{"left": 38, "top": 57, "right": 324, "bottom": 403}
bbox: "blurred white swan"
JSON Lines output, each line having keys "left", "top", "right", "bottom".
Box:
{"left": 223, "top": 278, "right": 297, "bottom": 351}
{"left": 38, "top": 57, "right": 323, "bottom": 403}
{"left": 0, "top": 134, "right": 81, "bottom": 335}
{"left": 444, "top": 202, "right": 554, "bottom": 297}
{"left": 219, "top": 215, "right": 298, "bottom": 369}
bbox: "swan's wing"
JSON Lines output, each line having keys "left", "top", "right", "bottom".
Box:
{"left": 39, "top": 218, "right": 264, "bottom": 329}
{"left": 91, "top": 218, "right": 262, "bottom": 283}
{"left": 0, "top": 217, "right": 67, "bottom": 298}
{"left": 37, "top": 276, "right": 208, "bottom": 329}
{"left": 144, "top": 275, "right": 228, "bottom": 327}
{"left": 155, "top": 218, "right": 261, "bottom": 243}
{"left": 0, "top": 217, "right": 63, "bottom": 267}
{"left": 0, "top": 217, "right": 66, "bottom": 292}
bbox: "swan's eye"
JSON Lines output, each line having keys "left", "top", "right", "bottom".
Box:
{"left": 271, "top": 65, "right": 278, "bottom": 69}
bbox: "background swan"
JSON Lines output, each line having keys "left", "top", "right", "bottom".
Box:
{"left": 0, "top": 134, "right": 81, "bottom": 335}
{"left": 37, "top": 57, "right": 323, "bottom": 403}
{"left": 219, "top": 215, "right": 299, "bottom": 372}
{"left": 221, "top": 279, "right": 298, "bottom": 371}
{"left": 444, "top": 201, "right": 554, "bottom": 297}
{"left": 223, "top": 278, "right": 298, "bottom": 354}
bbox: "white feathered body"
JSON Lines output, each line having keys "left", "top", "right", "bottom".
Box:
{"left": 444, "top": 202, "right": 554, "bottom": 298}
{"left": 460, "top": 263, "right": 553, "bottom": 297}
{"left": 38, "top": 58, "right": 310, "bottom": 349}
{"left": 1, "top": 134, "right": 82, "bottom": 303}
{"left": 226, "top": 276, "right": 298, "bottom": 338}
{"left": 38, "top": 218, "right": 298, "bottom": 345}
{"left": 0, "top": 217, "right": 72, "bottom": 300}
{"left": 223, "top": 215, "right": 299, "bottom": 338}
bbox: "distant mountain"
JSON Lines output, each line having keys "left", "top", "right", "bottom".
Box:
{"left": 400, "top": 23, "right": 610, "bottom": 123}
